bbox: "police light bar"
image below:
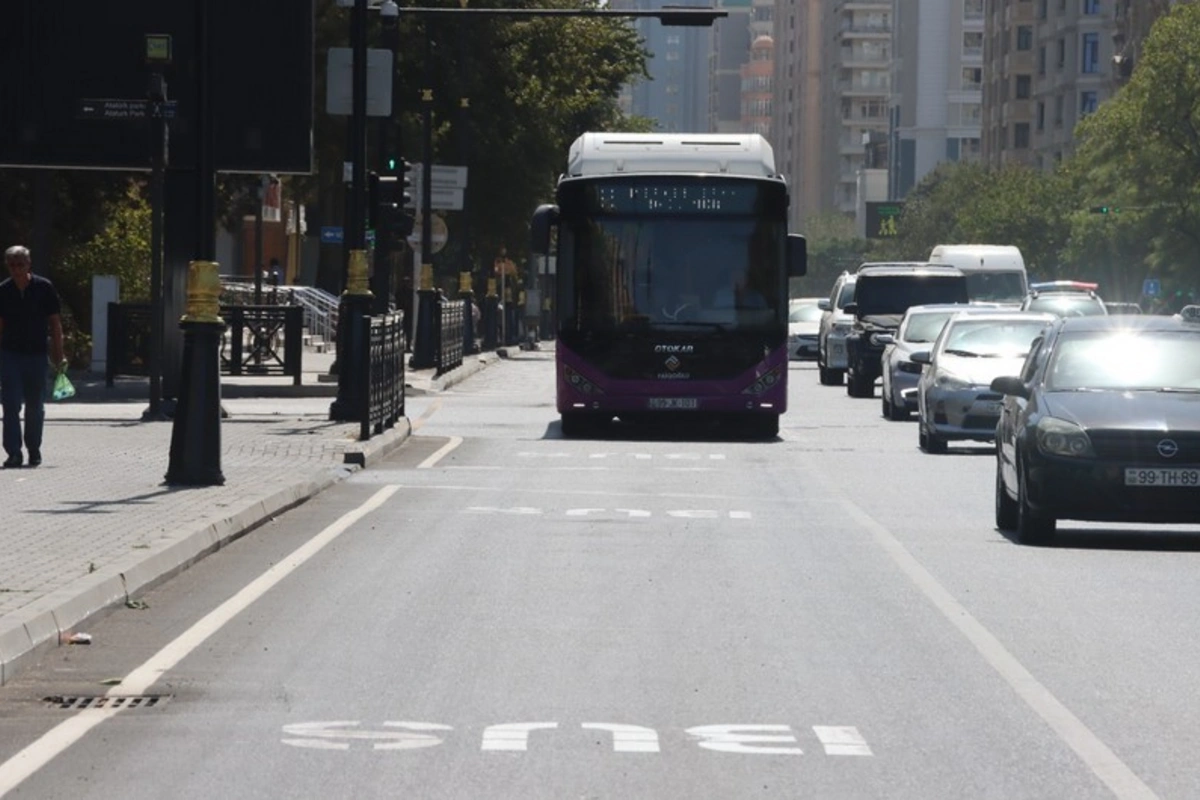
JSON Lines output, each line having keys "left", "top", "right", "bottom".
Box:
{"left": 1028, "top": 280, "right": 1099, "bottom": 293}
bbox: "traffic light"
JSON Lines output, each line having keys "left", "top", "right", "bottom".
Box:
{"left": 370, "top": 167, "right": 415, "bottom": 243}
{"left": 1090, "top": 205, "right": 1119, "bottom": 214}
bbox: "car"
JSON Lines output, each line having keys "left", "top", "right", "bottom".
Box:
{"left": 928, "top": 244, "right": 1028, "bottom": 306}
{"left": 912, "top": 311, "right": 1055, "bottom": 453}
{"left": 843, "top": 264, "right": 970, "bottom": 398}
{"left": 817, "top": 272, "right": 857, "bottom": 385}
{"left": 1020, "top": 281, "right": 1109, "bottom": 317}
{"left": 787, "top": 297, "right": 823, "bottom": 360}
{"left": 991, "top": 311, "right": 1200, "bottom": 545}
{"left": 878, "top": 303, "right": 1007, "bottom": 421}
{"left": 1104, "top": 301, "right": 1143, "bottom": 315}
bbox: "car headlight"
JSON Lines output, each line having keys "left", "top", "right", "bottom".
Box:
{"left": 1035, "top": 417, "right": 1095, "bottom": 458}
{"left": 832, "top": 323, "right": 852, "bottom": 335}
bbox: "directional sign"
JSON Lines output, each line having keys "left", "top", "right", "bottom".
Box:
{"left": 410, "top": 164, "right": 468, "bottom": 189}
{"left": 411, "top": 184, "right": 465, "bottom": 211}
{"left": 1143, "top": 278, "right": 1161, "bottom": 297}
{"left": 77, "top": 98, "right": 177, "bottom": 121}
{"left": 320, "top": 227, "right": 376, "bottom": 245}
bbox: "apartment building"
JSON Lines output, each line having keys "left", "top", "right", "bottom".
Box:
{"left": 889, "top": 0, "right": 985, "bottom": 197}
{"left": 827, "top": 1, "right": 893, "bottom": 214}
{"left": 741, "top": 35, "right": 774, "bottom": 137}
{"left": 709, "top": 0, "right": 754, "bottom": 131}
{"left": 770, "top": 0, "right": 825, "bottom": 231}
{"left": 982, "top": 0, "right": 1184, "bottom": 170}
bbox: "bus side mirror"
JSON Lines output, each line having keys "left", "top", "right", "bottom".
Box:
{"left": 530, "top": 204, "right": 560, "bottom": 256}
{"left": 787, "top": 233, "right": 807, "bottom": 277}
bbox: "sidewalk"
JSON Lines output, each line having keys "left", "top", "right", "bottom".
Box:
{"left": 0, "top": 346, "right": 505, "bottom": 685}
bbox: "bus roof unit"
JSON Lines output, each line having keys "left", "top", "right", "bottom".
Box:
{"left": 566, "top": 132, "right": 779, "bottom": 179}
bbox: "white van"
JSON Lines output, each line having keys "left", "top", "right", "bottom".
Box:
{"left": 928, "top": 244, "right": 1028, "bottom": 306}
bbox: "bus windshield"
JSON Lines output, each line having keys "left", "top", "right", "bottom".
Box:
{"left": 558, "top": 179, "right": 787, "bottom": 333}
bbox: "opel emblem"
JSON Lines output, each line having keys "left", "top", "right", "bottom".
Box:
{"left": 665, "top": 355, "right": 681, "bottom": 372}
{"left": 1157, "top": 439, "right": 1179, "bottom": 458}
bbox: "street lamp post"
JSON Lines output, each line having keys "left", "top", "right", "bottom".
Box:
{"left": 410, "top": 27, "right": 439, "bottom": 370}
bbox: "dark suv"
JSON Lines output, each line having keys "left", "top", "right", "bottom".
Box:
{"left": 843, "top": 264, "right": 970, "bottom": 398}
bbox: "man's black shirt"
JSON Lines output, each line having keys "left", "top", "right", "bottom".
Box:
{"left": 0, "top": 274, "right": 62, "bottom": 355}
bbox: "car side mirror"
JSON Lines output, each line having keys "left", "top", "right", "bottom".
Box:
{"left": 818, "top": 298, "right": 831, "bottom": 311}
{"left": 990, "top": 375, "right": 1029, "bottom": 398}
{"left": 910, "top": 350, "right": 931, "bottom": 365}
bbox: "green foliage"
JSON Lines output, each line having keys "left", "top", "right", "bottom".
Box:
{"left": 798, "top": 213, "right": 871, "bottom": 293}
{"left": 57, "top": 181, "right": 151, "bottom": 331}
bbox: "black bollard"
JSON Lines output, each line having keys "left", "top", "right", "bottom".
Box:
{"left": 410, "top": 264, "right": 439, "bottom": 369}
{"left": 459, "top": 271, "right": 477, "bottom": 355}
{"left": 330, "top": 250, "right": 374, "bottom": 421}
{"left": 165, "top": 260, "right": 225, "bottom": 486}
{"left": 481, "top": 278, "right": 499, "bottom": 351}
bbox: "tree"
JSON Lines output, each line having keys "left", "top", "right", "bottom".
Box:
{"left": 798, "top": 212, "right": 871, "bottom": 294}
{"left": 1071, "top": 2, "right": 1200, "bottom": 288}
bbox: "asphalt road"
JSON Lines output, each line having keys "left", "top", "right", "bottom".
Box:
{"left": 2, "top": 351, "right": 1199, "bottom": 799}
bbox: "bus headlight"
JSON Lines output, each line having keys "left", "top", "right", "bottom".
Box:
{"left": 742, "top": 366, "right": 783, "bottom": 396}
{"left": 562, "top": 364, "right": 604, "bottom": 395}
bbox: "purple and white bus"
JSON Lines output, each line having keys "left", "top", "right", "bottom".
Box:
{"left": 530, "top": 132, "right": 807, "bottom": 438}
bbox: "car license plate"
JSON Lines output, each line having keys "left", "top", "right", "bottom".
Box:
{"left": 1124, "top": 468, "right": 1200, "bottom": 487}
{"left": 647, "top": 397, "right": 699, "bottom": 410}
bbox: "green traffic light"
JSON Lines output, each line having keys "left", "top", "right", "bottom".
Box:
{"left": 387, "top": 157, "right": 397, "bottom": 171}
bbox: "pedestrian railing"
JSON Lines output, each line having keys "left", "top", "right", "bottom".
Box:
{"left": 106, "top": 302, "right": 152, "bottom": 385}
{"left": 220, "top": 305, "right": 304, "bottom": 384}
{"left": 359, "top": 311, "right": 406, "bottom": 442}
{"left": 435, "top": 300, "right": 464, "bottom": 376}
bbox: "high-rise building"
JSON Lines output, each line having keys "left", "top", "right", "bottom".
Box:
{"left": 612, "top": 0, "right": 712, "bottom": 132}
{"left": 982, "top": 0, "right": 1185, "bottom": 171}
{"left": 710, "top": 0, "right": 754, "bottom": 132}
{"left": 770, "top": 0, "right": 826, "bottom": 231}
{"left": 826, "top": 1, "right": 893, "bottom": 214}
{"left": 889, "top": 0, "right": 985, "bottom": 197}
{"left": 741, "top": 35, "right": 774, "bottom": 136}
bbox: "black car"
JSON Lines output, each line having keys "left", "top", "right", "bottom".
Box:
{"left": 991, "top": 311, "right": 1200, "bottom": 545}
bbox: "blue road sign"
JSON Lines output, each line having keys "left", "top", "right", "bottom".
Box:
{"left": 1143, "top": 278, "right": 1161, "bottom": 297}
{"left": 319, "top": 227, "right": 375, "bottom": 245}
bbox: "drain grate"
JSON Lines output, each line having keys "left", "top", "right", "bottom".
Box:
{"left": 44, "top": 695, "right": 171, "bottom": 710}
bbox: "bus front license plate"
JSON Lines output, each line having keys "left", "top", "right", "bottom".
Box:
{"left": 647, "top": 397, "right": 699, "bottom": 410}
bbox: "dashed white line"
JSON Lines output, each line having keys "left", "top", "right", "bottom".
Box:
{"left": 812, "top": 726, "right": 872, "bottom": 756}
{"left": 417, "top": 436, "right": 463, "bottom": 469}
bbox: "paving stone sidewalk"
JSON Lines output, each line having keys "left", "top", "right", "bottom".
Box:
{"left": 0, "top": 350, "right": 504, "bottom": 684}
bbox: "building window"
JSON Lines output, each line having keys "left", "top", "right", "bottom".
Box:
{"left": 1017, "top": 26, "right": 1033, "bottom": 51}
{"left": 1083, "top": 0, "right": 1100, "bottom": 13}
{"left": 964, "top": 0, "right": 984, "bottom": 20}
{"left": 963, "top": 31, "right": 984, "bottom": 57}
{"left": 1054, "top": 94, "right": 1064, "bottom": 125}
{"left": 961, "top": 66, "right": 983, "bottom": 89}
{"left": 1081, "top": 32, "right": 1099, "bottom": 73}
{"left": 1037, "top": 100, "right": 1046, "bottom": 130}
{"left": 1056, "top": 38, "right": 1066, "bottom": 69}
{"left": 1038, "top": 46, "right": 1046, "bottom": 75}
{"left": 1039, "top": 0, "right": 1048, "bottom": 18}
{"left": 1014, "top": 122, "right": 1031, "bottom": 149}
{"left": 1080, "top": 90, "right": 1099, "bottom": 115}
{"left": 1016, "top": 75, "right": 1032, "bottom": 99}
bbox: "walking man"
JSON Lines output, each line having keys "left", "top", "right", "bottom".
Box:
{"left": 0, "top": 245, "right": 65, "bottom": 468}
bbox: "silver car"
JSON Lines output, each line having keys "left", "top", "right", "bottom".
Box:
{"left": 787, "top": 297, "right": 823, "bottom": 360}
{"left": 878, "top": 303, "right": 1009, "bottom": 421}
{"left": 817, "top": 272, "right": 857, "bottom": 385}
{"left": 913, "top": 311, "right": 1056, "bottom": 453}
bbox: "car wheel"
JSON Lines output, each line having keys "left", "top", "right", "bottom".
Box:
{"left": 1016, "top": 460, "right": 1056, "bottom": 545}
{"left": 881, "top": 393, "right": 891, "bottom": 419}
{"left": 886, "top": 392, "right": 909, "bottom": 421}
{"left": 921, "top": 422, "right": 947, "bottom": 454}
{"left": 847, "top": 370, "right": 873, "bottom": 398}
{"left": 819, "top": 366, "right": 843, "bottom": 386}
{"left": 994, "top": 457, "right": 1018, "bottom": 530}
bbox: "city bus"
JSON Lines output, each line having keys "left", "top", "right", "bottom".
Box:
{"left": 530, "top": 132, "right": 807, "bottom": 438}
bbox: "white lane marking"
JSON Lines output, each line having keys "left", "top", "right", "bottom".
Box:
{"left": 376, "top": 722, "right": 454, "bottom": 751}
{"left": 730, "top": 511, "right": 753, "bottom": 520}
{"left": 481, "top": 723, "right": 558, "bottom": 752}
{"left": 839, "top": 498, "right": 1160, "bottom": 800}
{"left": 0, "top": 485, "right": 401, "bottom": 796}
{"left": 566, "top": 508, "right": 607, "bottom": 517}
{"left": 615, "top": 509, "right": 652, "bottom": 518}
{"left": 583, "top": 723, "right": 660, "bottom": 753}
{"left": 280, "top": 721, "right": 451, "bottom": 751}
{"left": 812, "top": 726, "right": 872, "bottom": 756}
{"left": 685, "top": 725, "right": 803, "bottom": 755}
{"left": 667, "top": 510, "right": 719, "bottom": 519}
{"left": 465, "top": 506, "right": 542, "bottom": 515}
{"left": 418, "top": 436, "right": 463, "bottom": 469}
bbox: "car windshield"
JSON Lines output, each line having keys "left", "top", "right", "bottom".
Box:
{"left": 1025, "top": 295, "right": 1107, "bottom": 317}
{"left": 902, "top": 311, "right": 960, "bottom": 343}
{"left": 788, "top": 302, "right": 823, "bottom": 323}
{"left": 1046, "top": 330, "right": 1200, "bottom": 390}
{"left": 940, "top": 319, "right": 1050, "bottom": 357}
{"left": 836, "top": 281, "right": 856, "bottom": 309}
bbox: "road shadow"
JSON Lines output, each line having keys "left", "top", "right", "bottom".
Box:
{"left": 544, "top": 417, "right": 781, "bottom": 444}
{"left": 995, "top": 524, "right": 1200, "bottom": 552}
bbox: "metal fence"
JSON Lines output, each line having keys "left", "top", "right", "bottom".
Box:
{"left": 436, "top": 300, "right": 464, "bottom": 376}
{"left": 359, "top": 311, "right": 406, "bottom": 442}
{"left": 221, "top": 305, "right": 304, "bottom": 384}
